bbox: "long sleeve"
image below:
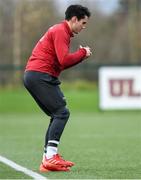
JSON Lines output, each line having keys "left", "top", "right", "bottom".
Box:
{"left": 53, "top": 29, "right": 86, "bottom": 70}
{"left": 25, "top": 21, "right": 87, "bottom": 77}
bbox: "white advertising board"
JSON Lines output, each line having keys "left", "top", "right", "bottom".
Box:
{"left": 99, "top": 67, "right": 141, "bottom": 110}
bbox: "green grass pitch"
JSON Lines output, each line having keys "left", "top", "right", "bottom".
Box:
{"left": 0, "top": 88, "right": 141, "bottom": 179}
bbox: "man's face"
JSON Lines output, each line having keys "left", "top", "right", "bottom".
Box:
{"left": 71, "top": 16, "right": 89, "bottom": 34}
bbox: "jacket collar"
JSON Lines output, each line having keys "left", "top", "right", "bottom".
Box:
{"left": 62, "top": 20, "right": 74, "bottom": 37}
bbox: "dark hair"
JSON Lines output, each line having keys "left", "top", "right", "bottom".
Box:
{"left": 65, "top": 5, "right": 91, "bottom": 21}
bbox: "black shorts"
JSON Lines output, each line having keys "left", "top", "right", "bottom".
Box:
{"left": 23, "top": 71, "right": 66, "bottom": 116}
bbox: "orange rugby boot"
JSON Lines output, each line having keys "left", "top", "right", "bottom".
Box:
{"left": 39, "top": 154, "right": 74, "bottom": 172}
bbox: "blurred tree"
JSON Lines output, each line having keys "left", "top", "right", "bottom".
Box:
{"left": 13, "top": 0, "right": 58, "bottom": 84}
{"left": 13, "top": 0, "right": 22, "bottom": 84}
{"left": 20, "top": 0, "right": 60, "bottom": 66}
{"left": 119, "top": 0, "right": 141, "bottom": 63}
{"left": 0, "top": 0, "right": 15, "bottom": 86}
{"left": 0, "top": 0, "right": 14, "bottom": 64}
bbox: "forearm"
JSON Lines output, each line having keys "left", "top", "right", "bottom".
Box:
{"left": 60, "top": 48, "right": 86, "bottom": 69}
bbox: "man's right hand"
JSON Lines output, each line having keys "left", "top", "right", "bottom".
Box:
{"left": 80, "top": 45, "right": 92, "bottom": 58}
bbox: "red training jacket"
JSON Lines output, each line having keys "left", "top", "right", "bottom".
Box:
{"left": 25, "top": 20, "right": 86, "bottom": 77}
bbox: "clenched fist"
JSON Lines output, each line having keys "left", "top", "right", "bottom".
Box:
{"left": 80, "top": 45, "right": 92, "bottom": 58}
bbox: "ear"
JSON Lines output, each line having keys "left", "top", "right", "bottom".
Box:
{"left": 71, "top": 16, "right": 78, "bottom": 23}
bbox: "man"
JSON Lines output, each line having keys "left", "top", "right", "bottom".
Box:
{"left": 24, "top": 4, "right": 92, "bottom": 172}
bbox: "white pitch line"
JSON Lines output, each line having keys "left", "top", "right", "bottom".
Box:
{"left": 0, "top": 155, "right": 47, "bottom": 180}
